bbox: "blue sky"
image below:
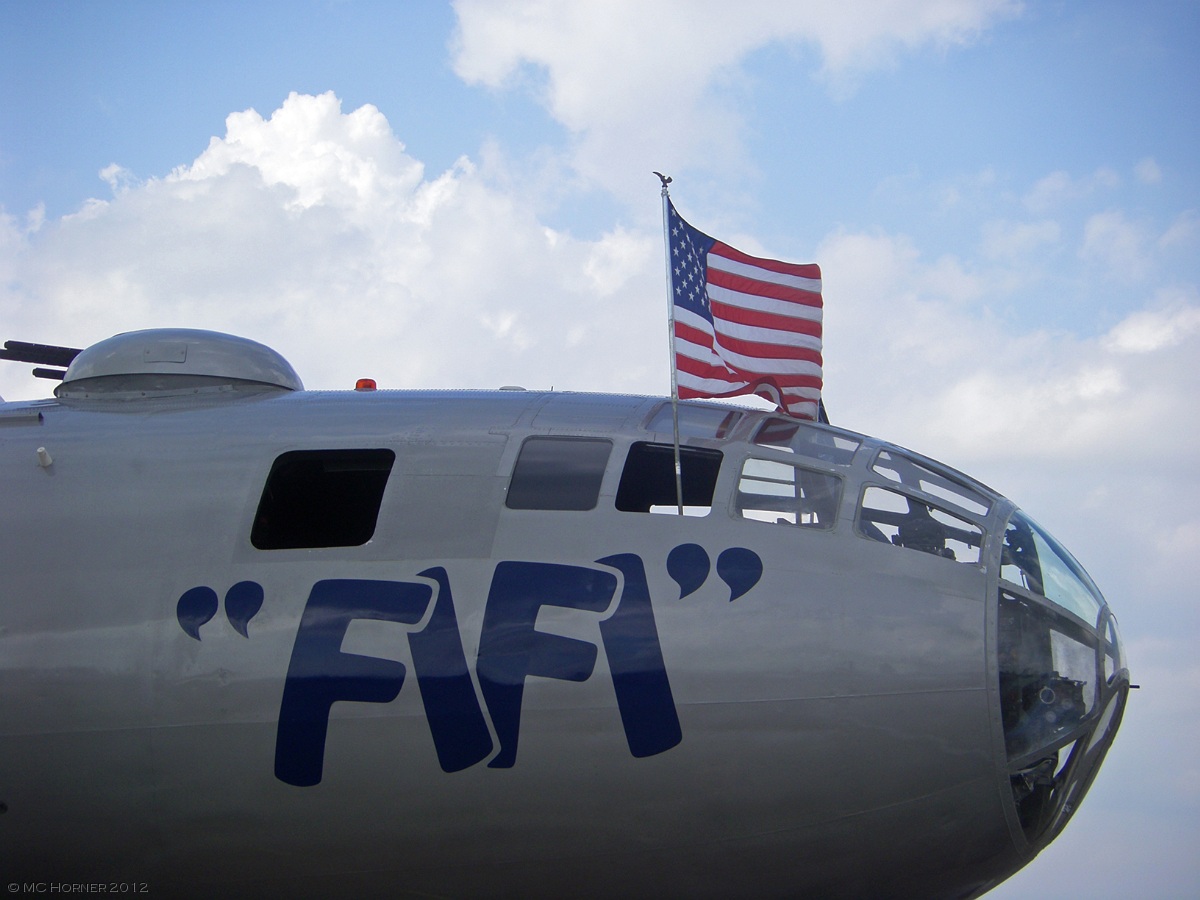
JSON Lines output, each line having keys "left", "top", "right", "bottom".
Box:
{"left": 2, "top": 2, "right": 1198, "bottom": 896}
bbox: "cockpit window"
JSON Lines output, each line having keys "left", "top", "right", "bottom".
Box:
{"left": 1001, "top": 511, "right": 1103, "bottom": 624}
{"left": 252, "top": 448, "right": 395, "bottom": 549}
{"left": 737, "top": 458, "right": 841, "bottom": 529}
{"left": 506, "top": 437, "right": 612, "bottom": 511}
{"left": 995, "top": 519, "right": 1125, "bottom": 846}
{"left": 872, "top": 450, "right": 989, "bottom": 517}
{"left": 998, "top": 590, "right": 1098, "bottom": 759}
{"left": 997, "top": 585, "right": 1113, "bottom": 841}
{"left": 616, "top": 442, "right": 722, "bottom": 516}
{"left": 753, "top": 418, "right": 859, "bottom": 465}
{"left": 857, "top": 486, "right": 983, "bottom": 564}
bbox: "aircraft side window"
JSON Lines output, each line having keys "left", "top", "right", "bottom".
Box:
{"left": 753, "top": 417, "right": 860, "bottom": 465}
{"left": 857, "top": 486, "right": 983, "bottom": 564}
{"left": 645, "top": 403, "right": 741, "bottom": 439}
{"left": 505, "top": 437, "right": 612, "bottom": 511}
{"left": 737, "top": 458, "right": 841, "bottom": 529}
{"left": 872, "top": 449, "right": 990, "bottom": 516}
{"left": 615, "top": 442, "right": 722, "bottom": 516}
{"left": 252, "top": 449, "right": 395, "bottom": 550}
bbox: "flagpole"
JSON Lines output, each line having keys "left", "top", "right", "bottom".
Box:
{"left": 655, "top": 171, "right": 685, "bottom": 516}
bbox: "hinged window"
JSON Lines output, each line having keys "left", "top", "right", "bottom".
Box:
{"left": 616, "top": 442, "right": 722, "bottom": 516}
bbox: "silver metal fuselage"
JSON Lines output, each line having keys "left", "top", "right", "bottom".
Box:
{"left": 0, "top": 363, "right": 1127, "bottom": 897}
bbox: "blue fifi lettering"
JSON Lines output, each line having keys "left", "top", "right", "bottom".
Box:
{"left": 477, "top": 562, "right": 617, "bottom": 768}
{"left": 476, "top": 559, "right": 681, "bottom": 768}
{"left": 275, "top": 579, "right": 431, "bottom": 786}
{"left": 269, "top": 549, "right": 735, "bottom": 785}
{"left": 274, "top": 576, "right": 491, "bottom": 786}
{"left": 409, "top": 567, "right": 494, "bottom": 772}
{"left": 596, "top": 554, "right": 682, "bottom": 757}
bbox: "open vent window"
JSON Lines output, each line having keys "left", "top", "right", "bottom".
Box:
{"left": 252, "top": 449, "right": 395, "bottom": 549}
{"left": 616, "top": 442, "right": 722, "bottom": 516}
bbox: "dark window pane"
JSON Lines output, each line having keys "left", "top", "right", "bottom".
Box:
{"left": 616, "top": 442, "right": 722, "bottom": 514}
{"left": 506, "top": 437, "right": 612, "bottom": 510}
{"left": 252, "top": 449, "right": 394, "bottom": 549}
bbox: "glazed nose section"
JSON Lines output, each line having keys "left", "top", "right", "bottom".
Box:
{"left": 997, "top": 512, "right": 1130, "bottom": 848}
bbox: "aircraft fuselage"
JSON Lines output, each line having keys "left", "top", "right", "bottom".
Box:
{"left": 0, "top": 330, "right": 1129, "bottom": 898}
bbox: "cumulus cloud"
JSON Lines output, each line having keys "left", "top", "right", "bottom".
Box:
{"left": 450, "top": 0, "right": 1021, "bottom": 196}
{"left": 814, "top": 227, "right": 1200, "bottom": 475}
{"left": 0, "top": 92, "right": 664, "bottom": 401}
{"left": 1023, "top": 167, "right": 1122, "bottom": 213}
{"left": 1102, "top": 291, "right": 1200, "bottom": 354}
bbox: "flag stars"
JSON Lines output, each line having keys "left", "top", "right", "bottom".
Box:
{"left": 666, "top": 203, "right": 715, "bottom": 316}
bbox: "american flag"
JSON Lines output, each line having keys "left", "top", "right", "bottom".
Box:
{"left": 667, "top": 199, "right": 823, "bottom": 420}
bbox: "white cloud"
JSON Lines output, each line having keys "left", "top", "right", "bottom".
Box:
{"left": 1102, "top": 292, "right": 1200, "bottom": 354}
{"left": 453, "top": 0, "right": 1021, "bottom": 97}
{"left": 815, "top": 227, "right": 1200, "bottom": 475}
{"left": 99, "top": 163, "right": 138, "bottom": 194}
{"left": 583, "top": 226, "right": 655, "bottom": 296}
{"left": 1023, "top": 170, "right": 1072, "bottom": 212}
{"left": 1023, "top": 167, "right": 1122, "bottom": 213}
{"left": 0, "top": 93, "right": 666, "bottom": 401}
{"left": 1135, "top": 156, "right": 1162, "bottom": 185}
{"left": 176, "top": 92, "right": 426, "bottom": 220}
{"left": 450, "top": 0, "right": 1022, "bottom": 196}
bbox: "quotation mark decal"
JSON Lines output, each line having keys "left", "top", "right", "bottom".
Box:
{"left": 667, "top": 543, "right": 762, "bottom": 602}
{"left": 177, "top": 581, "right": 264, "bottom": 640}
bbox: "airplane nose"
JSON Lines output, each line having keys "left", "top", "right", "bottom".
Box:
{"left": 996, "top": 510, "right": 1130, "bottom": 849}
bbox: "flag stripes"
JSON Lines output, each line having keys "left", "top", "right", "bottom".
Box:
{"left": 667, "top": 199, "right": 823, "bottom": 419}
